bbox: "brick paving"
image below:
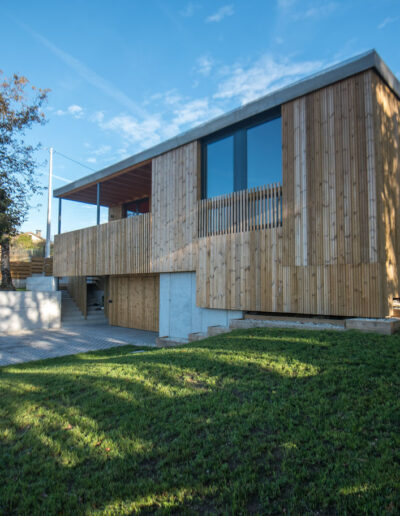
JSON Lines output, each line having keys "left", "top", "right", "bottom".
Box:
{"left": 0, "top": 322, "right": 157, "bottom": 367}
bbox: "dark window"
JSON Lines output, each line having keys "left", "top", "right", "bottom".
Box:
{"left": 247, "top": 117, "right": 282, "bottom": 188}
{"left": 203, "top": 112, "right": 281, "bottom": 198}
{"left": 205, "top": 135, "right": 234, "bottom": 198}
{"left": 124, "top": 198, "right": 149, "bottom": 217}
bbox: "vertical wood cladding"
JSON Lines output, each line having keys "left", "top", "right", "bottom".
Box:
{"left": 108, "top": 275, "right": 159, "bottom": 331}
{"left": 197, "top": 70, "right": 390, "bottom": 317}
{"left": 151, "top": 141, "right": 200, "bottom": 272}
{"left": 67, "top": 276, "right": 87, "bottom": 318}
{"left": 54, "top": 69, "right": 400, "bottom": 320}
{"left": 53, "top": 213, "right": 151, "bottom": 277}
{"left": 373, "top": 73, "right": 400, "bottom": 316}
{"left": 282, "top": 70, "right": 378, "bottom": 268}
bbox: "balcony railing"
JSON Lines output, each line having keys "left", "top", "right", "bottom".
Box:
{"left": 53, "top": 212, "right": 151, "bottom": 277}
{"left": 198, "top": 183, "right": 282, "bottom": 238}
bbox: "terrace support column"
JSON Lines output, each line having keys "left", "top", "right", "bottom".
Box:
{"left": 97, "top": 183, "right": 101, "bottom": 225}
{"left": 58, "top": 198, "right": 62, "bottom": 234}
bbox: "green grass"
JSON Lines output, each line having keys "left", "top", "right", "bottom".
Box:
{"left": 1, "top": 328, "right": 399, "bottom": 515}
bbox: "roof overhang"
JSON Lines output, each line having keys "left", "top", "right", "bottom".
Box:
{"left": 56, "top": 160, "right": 151, "bottom": 207}
{"left": 54, "top": 49, "right": 400, "bottom": 203}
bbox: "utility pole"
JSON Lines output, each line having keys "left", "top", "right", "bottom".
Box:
{"left": 45, "top": 147, "right": 53, "bottom": 259}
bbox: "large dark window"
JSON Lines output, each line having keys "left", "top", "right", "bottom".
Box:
{"left": 206, "top": 135, "right": 234, "bottom": 198}
{"left": 202, "top": 112, "right": 282, "bottom": 198}
{"left": 247, "top": 117, "right": 282, "bottom": 189}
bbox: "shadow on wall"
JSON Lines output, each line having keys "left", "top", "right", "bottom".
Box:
{"left": 0, "top": 291, "right": 61, "bottom": 333}
{"left": 375, "top": 79, "right": 400, "bottom": 314}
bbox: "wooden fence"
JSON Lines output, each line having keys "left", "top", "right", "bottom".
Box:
{"left": 198, "top": 183, "right": 282, "bottom": 238}
{"left": 0, "top": 257, "right": 53, "bottom": 280}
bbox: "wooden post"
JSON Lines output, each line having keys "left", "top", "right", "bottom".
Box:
{"left": 97, "top": 183, "right": 101, "bottom": 225}
{"left": 58, "top": 198, "right": 62, "bottom": 234}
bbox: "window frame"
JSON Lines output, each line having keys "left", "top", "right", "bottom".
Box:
{"left": 201, "top": 106, "right": 281, "bottom": 199}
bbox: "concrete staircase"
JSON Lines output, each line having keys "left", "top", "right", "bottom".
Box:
{"left": 61, "top": 290, "right": 108, "bottom": 326}
{"left": 86, "top": 289, "right": 108, "bottom": 324}
{"left": 61, "top": 290, "right": 85, "bottom": 325}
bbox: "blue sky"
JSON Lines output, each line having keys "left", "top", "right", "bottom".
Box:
{"left": 2, "top": 0, "right": 399, "bottom": 237}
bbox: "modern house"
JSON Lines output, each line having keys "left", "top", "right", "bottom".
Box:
{"left": 53, "top": 50, "right": 400, "bottom": 340}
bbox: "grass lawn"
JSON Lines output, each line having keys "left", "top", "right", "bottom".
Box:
{"left": 0, "top": 328, "right": 399, "bottom": 515}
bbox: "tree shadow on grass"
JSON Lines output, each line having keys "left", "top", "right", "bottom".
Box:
{"left": 0, "top": 327, "right": 399, "bottom": 514}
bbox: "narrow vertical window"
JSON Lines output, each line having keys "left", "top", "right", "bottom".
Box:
{"left": 206, "top": 135, "right": 234, "bottom": 198}
{"left": 247, "top": 117, "right": 282, "bottom": 188}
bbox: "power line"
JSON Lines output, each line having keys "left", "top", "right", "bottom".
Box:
{"left": 52, "top": 149, "right": 96, "bottom": 172}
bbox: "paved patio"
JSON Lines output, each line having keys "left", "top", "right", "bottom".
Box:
{"left": 0, "top": 322, "right": 157, "bottom": 367}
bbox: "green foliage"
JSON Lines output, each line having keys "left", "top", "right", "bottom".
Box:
{"left": 0, "top": 72, "right": 49, "bottom": 238}
{"left": 13, "top": 233, "right": 36, "bottom": 249}
{"left": 0, "top": 328, "right": 399, "bottom": 514}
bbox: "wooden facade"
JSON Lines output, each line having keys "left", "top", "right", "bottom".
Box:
{"left": 108, "top": 275, "right": 159, "bottom": 331}
{"left": 151, "top": 141, "right": 200, "bottom": 272}
{"left": 54, "top": 213, "right": 151, "bottom": 277}
{"left": 67, "top": 276, "right": 87, "bottom": 319}
{"left": 54, "top": 64, "right": 400, "bottom": 323}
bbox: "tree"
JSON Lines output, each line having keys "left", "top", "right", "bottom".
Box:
{"left": 0, "top": 72, "right": 49, "bottom": 290}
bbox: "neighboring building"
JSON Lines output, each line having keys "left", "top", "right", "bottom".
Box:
{"left": 16, "top": 230, "right": 44, "bottom": 244}
{"left": 25, "top": 230, "right": 44, "bottom": 243}
{"left": 53, "top": 50, "right": 400, "bottom": 341}
{"left": 11, "top": 230, "right": 45, "bottom": 261}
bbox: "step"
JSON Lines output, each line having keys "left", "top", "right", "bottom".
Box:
{"left": 188, "top": 332, "right": 207, "bottom": 342}
{"left": 156, "top": 336, "right": 188, "bottom": 347}
{"left": 229, "top": 318, "right": 344, "bottom": 332}
{"left": 345, "top": 318, "right": 400, "bottom": 335}
{"left": 86, "top": 314, "right": 107, "bottom": 321}
{"left": 243, "top": 313, "right": 345, "bottom": 327}
{"left": 207, "top": 325, "right": 231, "bottom": 337}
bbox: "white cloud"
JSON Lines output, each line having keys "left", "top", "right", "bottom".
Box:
{"left": 55, "top": 104, "right": 84, "bottom": 118}
{"left": 196, "top": 56, "right": 213, "bottom": 76}
{"left": 86, "top": 157, "right": 97, "bottom": 164}
{"left": 68, "top": 104, "right": 84, "bottom": 117}
{"left": 295, "top": 2, "right": 337, "bottom": 19}
{"left": 90, "top": 111, "right": 105, "bottom": 123}
{"left": 172, "top": 98, "right": 223, "bottom": 126}
{"left": 92, "top": 145, "right": 111, "bottom": 156}
{"left": 180, "top": 2, "right": 201, "bottom": 17}
{"left": 277, "top": 0, "right": 296, "bottom": 9}
{"left": 164, "top": 90, "right": 183, "bottom": 105}
{"left": 378, "top": 17, "right": 398, "bottom": 29}
{"left": 100, "top": 114, "right": 163, "bottom": 149}
{"left": 53, "top": 174, "right": 71, "bottom": 183}
{"left": 206, "top": 4, "right": 234, "bottom": 23}
{"left": 278, "top": 0, "right": 337, "bottom": 20}
{"left": 214, "top": 54, "right": 323, "bottom": 104}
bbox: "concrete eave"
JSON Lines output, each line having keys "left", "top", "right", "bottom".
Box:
{"left": 54, "top": 49, "right": 400, "bottom": 199}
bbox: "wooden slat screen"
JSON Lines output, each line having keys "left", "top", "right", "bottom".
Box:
{"left": 198, "top": 183, "right": 282, "bottom": 238}
{"left": 53, "top": 213, "right": 151, "bottom": 277}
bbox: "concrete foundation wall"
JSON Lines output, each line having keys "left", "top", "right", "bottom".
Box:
{"left": 159, "top": 272, "right": 242, "bottom": 342}
{"left": 0, "top": 291, "right": 61, "bottom": 333}
{"left": 26, "top": 276, "right": 57, "bottom": 292}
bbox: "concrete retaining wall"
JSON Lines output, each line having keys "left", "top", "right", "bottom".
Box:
{"left": 159, "top": 272, "right": 242, "bottom": 342}
{"left": 26, "top": 275, "right": 57, "bottom": 292}
{"left": 0, "top": 291, "right": 61, "bottom": 333}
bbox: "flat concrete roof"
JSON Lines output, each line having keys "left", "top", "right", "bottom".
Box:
{"left": 54, "top": 49, "right": 400, "bottom": 199}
